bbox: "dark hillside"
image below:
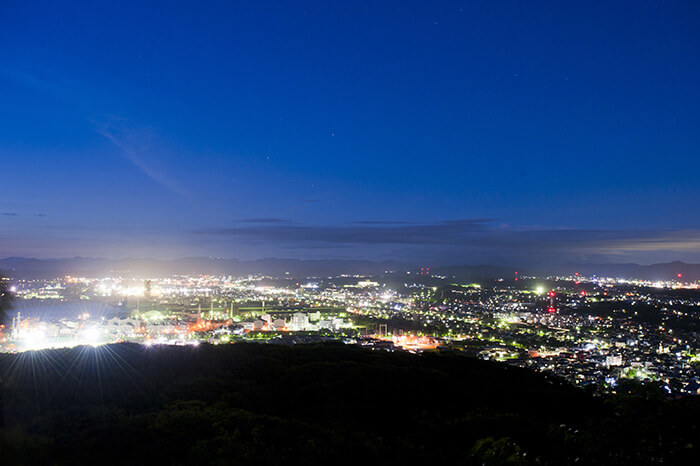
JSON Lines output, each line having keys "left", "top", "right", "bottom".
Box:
{"left": 0, "top": 343, "right": 697, "bottom": 465}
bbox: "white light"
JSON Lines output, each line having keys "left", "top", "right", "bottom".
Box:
{"left": 81, "top": 326, "right": 103, "bottom": 345}
{"left": 22, "top": 330, "right": 47, "bottom": 350}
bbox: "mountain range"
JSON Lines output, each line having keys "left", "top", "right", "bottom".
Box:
{"left": 1, "top": 257, "right": 699, "bottom": 281}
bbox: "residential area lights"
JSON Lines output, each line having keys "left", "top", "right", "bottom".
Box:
{"left": 3, "top": 272, "right": 700, "bottom": 396}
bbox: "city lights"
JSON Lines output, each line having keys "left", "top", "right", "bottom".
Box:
{"left": 2, "top": 270, "right": 699, "bottom": 396}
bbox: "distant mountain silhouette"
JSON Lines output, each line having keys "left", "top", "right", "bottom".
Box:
{"left": 2, "top": 257, "right": 700, "bottom": 281}
{"left": 552, "top": 261, "right": 700, "bottom": 281}
{"left": 0, "top": 256, "right": 406, "bottom": 279}
{"left": 436, "top": 262, "right": 700, "bottom": 282}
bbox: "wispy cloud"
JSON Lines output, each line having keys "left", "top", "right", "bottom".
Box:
{"left": 194, "top": 220, "right": 700, "bottom": 262}
{"left": 0, "top": 66, "right": 79, "bottom": 102}
{"left": 92, "top": 116, "right": 190, "bottom": 199}
{"left": 3, "top": 66, "right": 189, "bottom": 199}
{"left": 1, "top": 212, "right": 47, "bottom": 217}
{"left": 353, "top": 220, "right": 412, "bottom": 225}
{"left": 196, "top": 219, "right": 493, "bottom": 245}
{"left": 239, "top": 218, "right": 290, "bottom": 224}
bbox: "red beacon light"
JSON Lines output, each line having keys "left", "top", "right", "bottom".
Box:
{"left": 677, "top": 273, "right": 683, "bottom": 279}
{"left": 547, "top": 307, "right": 556, "bottom": 313}
{"left": 548, "top": 291, "right": 556, "bottom": 298}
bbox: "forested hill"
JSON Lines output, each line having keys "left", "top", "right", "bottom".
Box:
{"left": 0, "top": 343, "right": 698, "bottom": 465}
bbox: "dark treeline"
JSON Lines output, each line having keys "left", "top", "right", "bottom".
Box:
{"left": 0, "top": 343, "right": 697, "bottom": 465}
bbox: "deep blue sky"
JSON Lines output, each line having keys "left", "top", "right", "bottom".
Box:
{"left": 1, "top": 1, "right": 699, "bottom": 265}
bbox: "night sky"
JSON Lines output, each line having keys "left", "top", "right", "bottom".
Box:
{"left": 1, "top": 1, "right": 699, "bottom": 265}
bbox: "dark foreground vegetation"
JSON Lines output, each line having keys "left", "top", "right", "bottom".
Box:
{"left": 0, "top": 343, "right": 697, "bottom": 465}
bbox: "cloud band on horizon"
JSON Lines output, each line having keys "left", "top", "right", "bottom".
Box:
{"left": 193, "top": 219, "right": 700, "bottom": 261}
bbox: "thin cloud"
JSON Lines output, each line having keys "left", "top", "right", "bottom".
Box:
{"left": 353, "top": 220, "right": 412, "bottom": 225}
{"left": 0, "top": 66, "right": 78, "bottom": 102}
{"left": 196, "top": 219, "right": 493, "bottom": 245}
{"left": 1, "top": 212, "right": 47, "bottom": 217}
{"left": 92, "top": 116, "right": 190, "bottom": 199}
{"left": 239, "top": 218, "right": 290, "bottom": 224}
{"left": 4, "top": 66, "right": 190, "bottom": 200}
{"left": 194, "top": 220, "right": 700, "bottom": 257}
